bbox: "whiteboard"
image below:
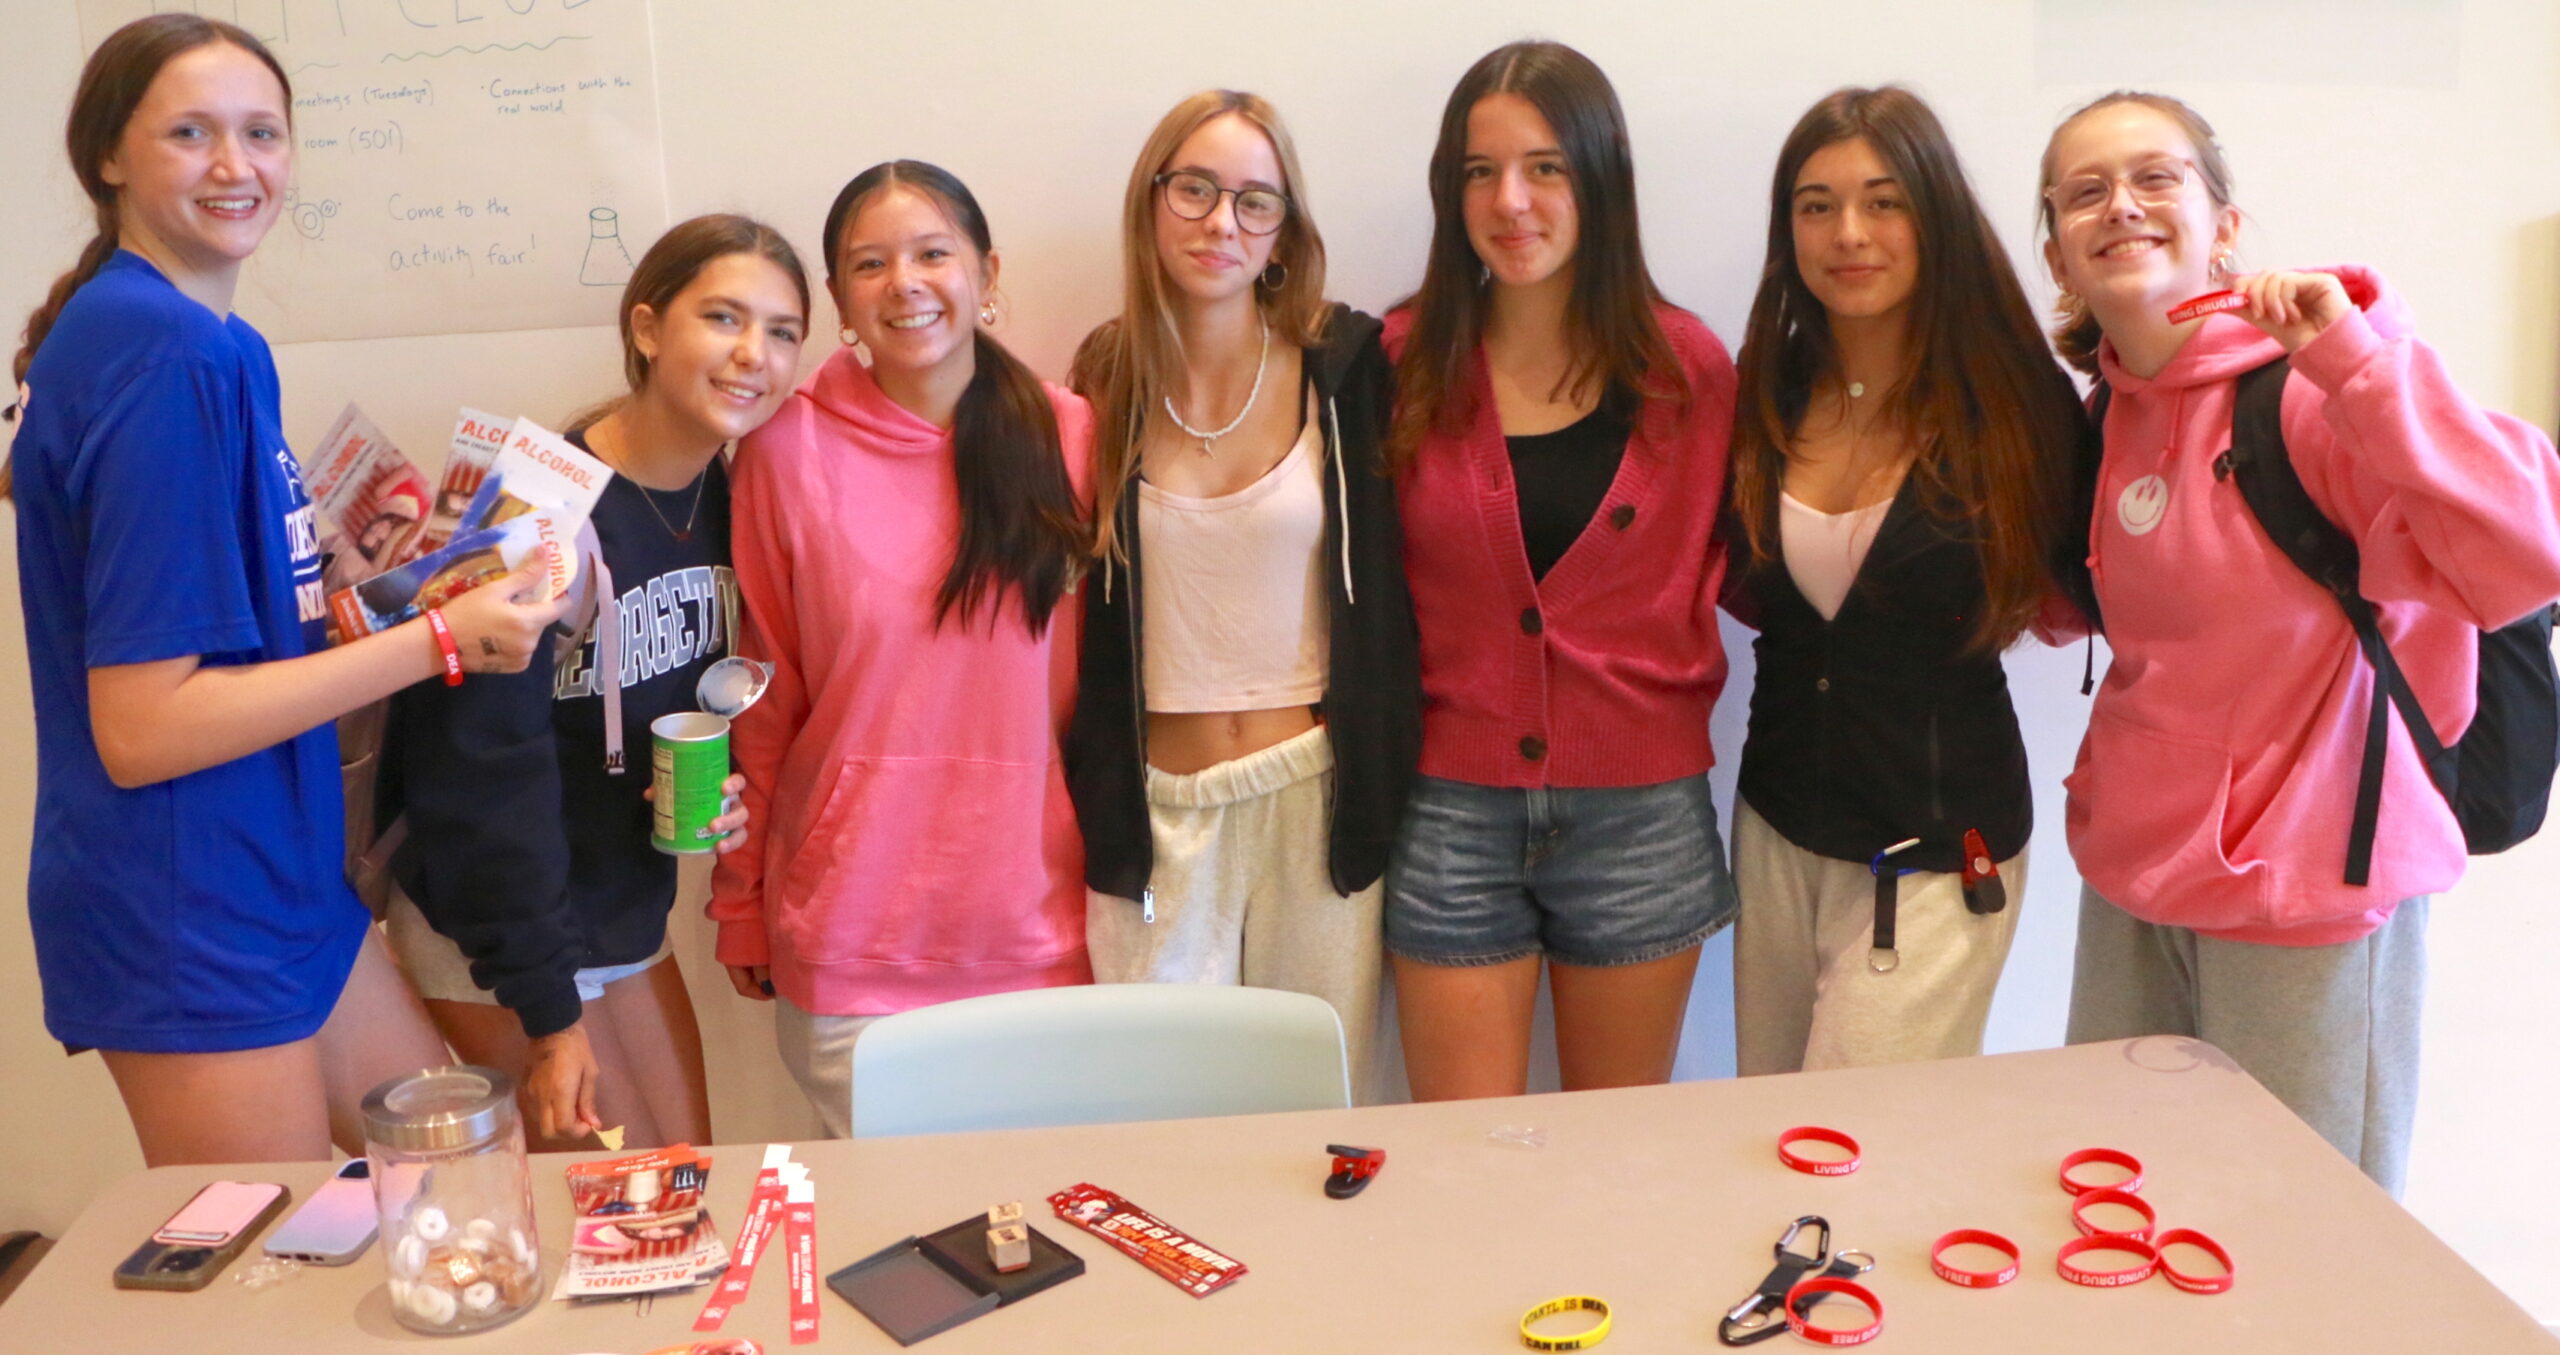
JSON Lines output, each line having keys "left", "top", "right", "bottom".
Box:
{"left": 76, "top": 0, "right": 670, "bottom": 342}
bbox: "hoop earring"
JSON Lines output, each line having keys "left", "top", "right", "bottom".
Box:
{"left": 979, "top": 300, "right": 999, "bottom": 327}
{"left": 2208, "top": 253, "right": 2236, "bottom": 285}
{"left": 1258, "top": 260, "right": 1288, "bottom": 291}
{"left": 839, "top": 325, "right": 858, "bottom": 348}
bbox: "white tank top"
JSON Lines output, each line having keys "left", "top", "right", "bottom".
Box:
{"left": 1138, "top": 415, "right": 1329, "bottom": 712}
{"left": 1779, "top": 490, "right": 1892, "bottom": 621}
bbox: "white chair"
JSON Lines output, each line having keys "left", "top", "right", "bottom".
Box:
{"left": 849, "top": 984, "right": 1351, "bottom": 1138}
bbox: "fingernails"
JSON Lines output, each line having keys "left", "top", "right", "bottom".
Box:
{"left": 760, "top": 979, "right": 775, "bottom": 996}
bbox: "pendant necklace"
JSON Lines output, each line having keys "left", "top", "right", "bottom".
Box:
{"left": 1163, "top": 316, "right": 1270, "bottom": 455}
{"left": 598, "top": 423, "right": 708, "bottom": 542}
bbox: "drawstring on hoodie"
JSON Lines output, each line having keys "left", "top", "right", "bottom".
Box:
{"left": 1329, "top": 393, "right": 1355, "bottom": 606}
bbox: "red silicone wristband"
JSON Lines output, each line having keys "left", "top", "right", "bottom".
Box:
{"left": 2056, "top": 1234, "right": 2159, "bottom": 1288}
{"left": 1784, "top": 1275, "right": 1883, "bottom": 1346}
{"left": 2070, "top": 1187, "right": 2158, "bottom": 1243}
{"left": 424, "top": 608, "right": 464, "bottom": 686}
{"left": 1930, "top": 1229, "right": 2021, "bottom": 1288}
{"left": 2059, "top": 1147, "right": 2144, "bottom": 1195}
{"left": 1776, "top": 1126, "right": 1862, "bottom": 1177}
{"left": 2153, "top": 1228, "right": 2236, "bottom": 1294}
{"left": 2167, "top": 289, "right": 2250, "bottom": 324}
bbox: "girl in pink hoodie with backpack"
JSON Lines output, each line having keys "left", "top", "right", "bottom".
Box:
{"left": 2039, "top": 91, "right": 2560, "bottom": 1193}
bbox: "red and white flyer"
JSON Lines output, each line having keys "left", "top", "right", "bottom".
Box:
{"left": 1048, "top": 1183, "right": 1247, "bottom": 1297}
{"left": 304, "top": 402, "right": 431, "bottom": 590}
{"left": 411, "top": 406, "right": 509, "bottom": 557}
{"left": 551, "top": 1145, "right": 730, "bottom": 1301}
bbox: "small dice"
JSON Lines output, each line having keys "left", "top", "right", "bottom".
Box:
{"left": 986, "top": 1223, "right": 1030, "bottom": 1274}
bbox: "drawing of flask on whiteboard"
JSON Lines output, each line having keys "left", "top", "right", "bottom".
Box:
{"left": 580, "top": 208, "right": 636, "bottom": 288}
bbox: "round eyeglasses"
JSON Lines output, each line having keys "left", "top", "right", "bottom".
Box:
{"left": 1155, "top": 170, "right": 1289, "bottom": 236}
{"left": 2045, "top": 158, "right": 2197, "bottom": 220}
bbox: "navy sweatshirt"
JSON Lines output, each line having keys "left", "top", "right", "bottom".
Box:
{"left": 387, "top": 434, "right": 737, "bottom": 1038}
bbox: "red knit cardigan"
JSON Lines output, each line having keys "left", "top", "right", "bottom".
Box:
{"left": 1386, "top": 303, "right": 1737, "bottom": 788}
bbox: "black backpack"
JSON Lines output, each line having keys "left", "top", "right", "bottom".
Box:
{"left": 2082, "top": 358, "right": 2560, "bottom": 886}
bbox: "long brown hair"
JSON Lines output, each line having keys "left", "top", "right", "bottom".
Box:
{"left": 1386, "top": 40, "right": 1687, "bottom": 474}
{"left": 5, "top": 14, "right": 290, "bottom": 499}
{"left": 2036, "top": 91, "right": 2237, "bottom": 377}
{"left": 1730, "top": 86, "right": 2084, "bottom": 652}
{"left": 1070, "top": 89, "right": 1333, "bottom": 562}
{"left": 566, "top": 213, "right": 811, "bottom": 432}
{"left": 823, "top": 161, "right": 1088, "bottom": 635}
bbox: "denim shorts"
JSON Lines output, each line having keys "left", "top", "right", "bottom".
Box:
{"left": 1384, "top": 771, "right": 1739, "bottom": 967}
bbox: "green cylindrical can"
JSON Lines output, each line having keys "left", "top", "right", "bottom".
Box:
{"left": 650, "top": 711, "right": 730, "bottom": 855}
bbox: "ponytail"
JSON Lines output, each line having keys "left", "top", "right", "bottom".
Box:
{"left": 940, "top": 328, "right": 1088, "bottom": 635}
{"left": 3, "top": 207, "right": 119, "bottom": 498}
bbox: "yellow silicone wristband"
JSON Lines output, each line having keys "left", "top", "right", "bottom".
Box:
{"left": 1520, "top": 1294, "right": 1612, "bottom": 1350}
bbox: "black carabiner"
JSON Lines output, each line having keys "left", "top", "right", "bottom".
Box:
{"left": 1717, "top": 1216, "right": 1830, "bottom": 1347}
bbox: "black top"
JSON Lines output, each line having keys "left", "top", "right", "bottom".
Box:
{"left": 1733, "top": 468, "right": 2031, "bottom": 875}
{"left": 1066, "top": 304, "right": 1423, "bottom": 901}
{"left": 387, "top": 431, "right": 737, "bottom": 1038}
{"left": 1507, "top": 405, "right": 1630, "bottom": 580}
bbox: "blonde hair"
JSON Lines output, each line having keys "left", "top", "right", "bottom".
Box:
{"left": 2036, "top": 90, "right": 2237, "bottom": 375}
{"left": 1070, "top": 90, "right": 1333, "bottom": 561}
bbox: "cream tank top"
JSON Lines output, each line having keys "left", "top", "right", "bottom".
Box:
{"left": 1137, "top": 413, "right": 1329, "bottom": 712}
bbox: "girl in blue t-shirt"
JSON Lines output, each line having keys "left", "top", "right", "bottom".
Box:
{"left": 6, "top": 15, "right": 564, "bottom": 1166}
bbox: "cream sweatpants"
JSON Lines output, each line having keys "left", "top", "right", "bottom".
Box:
{"left": 1732, "top": 800, "right": 2027, "bottom": 1075}
{"left": 1086, "top": 724, "right": 1386, "bottom": 1101}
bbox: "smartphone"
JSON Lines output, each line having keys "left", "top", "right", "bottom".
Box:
{"left": 264, "top": 1159, "right": 379, "bottom": 1265}
{"left": 112, "top": 1181, "right": 290, "bottom": 1291}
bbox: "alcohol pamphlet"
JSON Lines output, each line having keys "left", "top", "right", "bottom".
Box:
{"left": 412, "top": 407, "right": 509, "bottom": 557}
{"left": 553, "top": 1145, "right": 731, "bottom": 1302}
{"left": 304, "top": 403, "right": 430, "bottom": 592}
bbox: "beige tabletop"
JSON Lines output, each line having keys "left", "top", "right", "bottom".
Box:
{"left": 2, "top": 1037, "right": 2549, "bottom": 1352}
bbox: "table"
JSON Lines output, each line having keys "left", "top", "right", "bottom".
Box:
{"left": 2, "top": 1038, "right": 2549, "bottom": 1351}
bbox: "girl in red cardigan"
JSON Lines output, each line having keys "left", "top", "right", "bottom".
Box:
{"left": 1385, "top": 41, "right": 1740, "bottom": 1100}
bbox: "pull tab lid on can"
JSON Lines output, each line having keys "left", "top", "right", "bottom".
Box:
{"left": 696, "top": 657, "right": 774, "bottom": 719}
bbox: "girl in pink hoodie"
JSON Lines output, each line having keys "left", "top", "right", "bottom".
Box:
{"left": 2039, "top": 92, "right": 2560, "bottom": 1193}
{"left": 708, "top": 161, "right": 1095, "bottom": 1136}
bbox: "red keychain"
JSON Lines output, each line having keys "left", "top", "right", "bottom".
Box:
{"left": 1960, "top": 828, "right": 2006, "bottom": 915}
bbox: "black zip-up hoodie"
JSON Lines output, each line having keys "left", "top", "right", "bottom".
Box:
{"left": 1066, "top": 304, "right": 1421, "bottom": 902}
{"left": 1733, "top": 469, "right": 2030, "bottom": 874}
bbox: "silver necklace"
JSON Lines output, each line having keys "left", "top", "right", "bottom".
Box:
{"left": 1162, "top": 316, "right": 1270, "bottom": 455}
{"left": 595, "top": 422, "right": 708, "bottom": 542}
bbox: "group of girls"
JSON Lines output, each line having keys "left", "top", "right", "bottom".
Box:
{"left": 17, "top": 15, "right": 2557, "bottom": 1198}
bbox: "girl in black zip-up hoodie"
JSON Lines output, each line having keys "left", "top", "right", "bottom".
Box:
{"left": 1065, "top": 91, "right": 1420, "bottom": 1099}
{"left": 383, "top": 217, "right": 808, "bottom": 1148}
{"left": 1724, "top": 89, "right": 2087, "bottom": 1075}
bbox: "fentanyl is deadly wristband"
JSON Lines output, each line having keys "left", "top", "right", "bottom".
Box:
{"left": 1930, "top": 1229, "right": 2020, "bottom": 1288}
{"left": 2152, "top": 1228, "right": 2236, "bottom": 1294}
{"left": 1519, "top": 1295, "right": 1611, "bottom": 1350}
{"left": 2056, "top": 1234, "right": 2158, "bottom": 1288}
{"left": 2059, "top": 1147, "right": 2144, "bottom": 1196}
{"left": 424, "top": 608, "right": 464, "bottom": 686}
{"left": 2070, "top": 1187, "right": 2158, "bottom": 1243}
{"left": 1783, "top": 1276, "right": 1883, "bottom": 1346}
{"left": 1777, "top": 1127, "right": 1862, "bottom": 1177}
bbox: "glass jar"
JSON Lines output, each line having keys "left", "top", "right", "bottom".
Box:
{"left": 361, "top": 1066, "right": 544, "bottom": 1335}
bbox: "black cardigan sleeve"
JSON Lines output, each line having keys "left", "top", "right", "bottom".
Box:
{"left": 389, "top": 649, "right": 587, "bottom": 1039}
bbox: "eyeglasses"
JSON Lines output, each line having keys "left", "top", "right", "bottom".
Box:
{"left": 2044, "top": 158, "right": 2197, "bottom": 220}
{"left": 1155, "top": 171, "right": 1290, "bottom": 236}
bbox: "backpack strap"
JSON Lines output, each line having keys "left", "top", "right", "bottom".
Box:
{"left": 2223, "top": 357, "right": 2455, "bottom": 885}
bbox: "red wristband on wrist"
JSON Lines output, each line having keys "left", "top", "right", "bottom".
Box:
{"left": 2059, "top": 1147, "right": 2144, "bottom": 1195}
{"left": 1784, "top": 1275, "right": 1883, "bottom": 1345}
{"left": 1930, "top": 1229, "right": 2021, "bottom": 1288}
{"left": 2153, "top": 1228, "right": 2236, "bottom": 1294}
{"left": 1776, "top": 1126, "right": 1862, "bottom": 1176}
{"left": 2071, "top": 1187, "right": 2158, "bottom": 1243}
{"left": 2057, "top": 1234, "right": 2158, "bottom": 1288}
{"left": 424, "top": 608, "right": 464, "bottom": 686}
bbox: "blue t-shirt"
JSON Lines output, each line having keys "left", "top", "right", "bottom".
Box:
{"left": 10, "top": 251, "right": 362, "bottom": 1053}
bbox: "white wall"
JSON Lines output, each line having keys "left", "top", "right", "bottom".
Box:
{"left": 4, "top": 0, "right": 2556, "bottom": 1323}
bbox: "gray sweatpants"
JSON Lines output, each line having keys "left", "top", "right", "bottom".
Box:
{"left": 2065, "top": 886, "right": 2427, "bottom": 1196}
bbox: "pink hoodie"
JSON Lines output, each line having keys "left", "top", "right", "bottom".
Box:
{"left": 708, "top": 348, "right": 1095, "bottom": 1013}
{"left": 2069, "top": 265, "right": 2560, "bottom": 944}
